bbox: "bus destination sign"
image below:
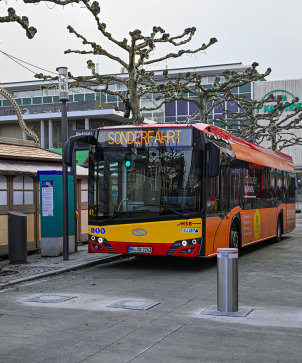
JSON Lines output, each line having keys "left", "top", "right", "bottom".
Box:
{"left": 98, "top": 127, "right": 192, "bottom": 147}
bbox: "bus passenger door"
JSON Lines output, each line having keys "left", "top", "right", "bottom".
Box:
{"left": 206, "top": 160, "right": 229, "bottom": 255}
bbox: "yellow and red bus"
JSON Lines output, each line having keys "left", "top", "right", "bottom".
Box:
{"left": 75, "top": 123, "right": 296, "bottom": 258}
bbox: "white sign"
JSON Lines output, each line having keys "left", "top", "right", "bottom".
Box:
{"left": 42, "top": 181, "right": 54, "bottom": 217}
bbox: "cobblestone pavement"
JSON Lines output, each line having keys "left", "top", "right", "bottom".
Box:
{"left": 0, "top": 245, "right": 123, "bottom": 287}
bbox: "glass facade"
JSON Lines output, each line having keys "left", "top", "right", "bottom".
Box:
{"left": 0, "top": 76, "right": 251, "bottom": 126}
{"left": 163, "top": 83, "right": 251, "bottom": 125}
{"left": 0, "top": 69, "right": 252, "bottom": 151}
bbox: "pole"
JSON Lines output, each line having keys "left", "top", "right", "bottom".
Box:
{"left": 72, "top": 149, "right": 78, "bottom": 252}
{"left": 62, "top": 99, "right": 69, "bottom": 260}
{"left": 57, "top": 66, "right": 69, "bottom": 261}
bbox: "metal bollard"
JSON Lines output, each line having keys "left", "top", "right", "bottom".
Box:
{"left": 217, "top": 248, "right": 238, "bottom": 313}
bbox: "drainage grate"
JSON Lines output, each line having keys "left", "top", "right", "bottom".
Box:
{"left": 24, "top": 295, "right": 77, "bottom": 304}
{"left": 107, "top": 299, "right": 159, "bottom": 310}
{"left": 200, "top": 305, "right": 253, "bottom": 317}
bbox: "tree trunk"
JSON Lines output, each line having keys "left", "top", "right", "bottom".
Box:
{"left": 271, "top": 134, "right": 277, "bottom": 151}
{"left": 128, "top": 41, "right": 144, "bottom": 124}
{"left": 197, "top": 96, "right": 208, "bottom": 124}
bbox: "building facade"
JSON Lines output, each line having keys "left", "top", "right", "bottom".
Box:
{"left": 253, "top": 79, "right": 302, "bottom": 206}
{"left": 0, "top": 63, "right": 252, "bottom": 149}
{"left": 2, "top": 64, "right": 302, "bottom": 227}
{"left": 0, "top": 137, "right": 88, "bottom": 255}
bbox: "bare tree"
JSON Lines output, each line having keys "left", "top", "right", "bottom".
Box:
{"left": 222, "top": 90, "right": 302, "bottom": 150}
{"left": 31, "top": 0, "right": 217, "bottom": 123}
{"left": 154, "top": 61, "right": 302, "bottom": 151}
{"left": 0, "top": 0, "right": 81, "bottom": 38}
{"left": 155, "top": 62, "right": 271, "bottom": 124}
{"left": 0, "top": 1, "right": 37, "bottom": 38}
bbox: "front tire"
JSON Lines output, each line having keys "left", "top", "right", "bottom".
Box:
{"left": 229, "top": 222, "right": 240, "bottom": 249}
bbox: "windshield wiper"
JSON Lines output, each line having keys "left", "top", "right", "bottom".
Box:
{"left": 101, "top": 211, "right": 125, "bottom": 224}
{"left": 163, "top": 206, "right": 189, "bottom": 219}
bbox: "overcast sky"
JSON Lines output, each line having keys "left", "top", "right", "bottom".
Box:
{"left": 0, "top": 0, "right": 301, "bottom": 83}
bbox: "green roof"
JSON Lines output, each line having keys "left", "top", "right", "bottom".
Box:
{"left": 48, "top": 149, "right": 88, "bottom": 165}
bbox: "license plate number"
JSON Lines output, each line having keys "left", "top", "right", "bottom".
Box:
{"left": 128, "top": 246, "right": 152, "bottom": 254}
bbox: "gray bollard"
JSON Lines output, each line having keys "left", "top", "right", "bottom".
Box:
{"left": 217, "top": 248, "right": 238, "bottom": 313}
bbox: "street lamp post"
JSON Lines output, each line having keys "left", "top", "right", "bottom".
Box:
{"left": 57, "top": 67, "right": 69, "bottom": 260}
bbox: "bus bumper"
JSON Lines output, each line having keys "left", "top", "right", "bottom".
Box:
{"left": 89, "top": 239, "right": 202, "bottom": 257}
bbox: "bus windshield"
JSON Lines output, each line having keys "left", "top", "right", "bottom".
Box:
{"left": 90, "top": 146, "right": 202, "bottom": 220}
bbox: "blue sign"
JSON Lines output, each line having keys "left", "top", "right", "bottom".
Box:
{"left": 101, "top": 228, "right": 105, "bottom": 234}
{"left": 91, "top": 227, "right": 95, "bottom": 233}
{"left": 42, "top": 181, "right": 53, "bottom": 188}
{"left": 96, "top": 227, "right": 101, "bottom": 234}
{"left": 182, "top": 228, "right": 200, "bottom": 233}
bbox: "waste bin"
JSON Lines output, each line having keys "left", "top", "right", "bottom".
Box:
{"left": 8, "top": 211, "right": 27, "bottom": 264}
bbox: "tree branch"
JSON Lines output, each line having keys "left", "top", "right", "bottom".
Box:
{"left": 65, "top": 25, "right": 128, "bottom": 69}
{"left": 144, "top": 37, "right": 217, "bottom": 65}
{"left": 0, "top": 7, "right": 37, "bottom": 38}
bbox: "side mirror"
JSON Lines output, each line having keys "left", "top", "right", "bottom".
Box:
{"left": 208, "top": 141, "right": 220, "bottom": 178}
{"left": 63, "top": 134, "right": 98, "bottom": 166}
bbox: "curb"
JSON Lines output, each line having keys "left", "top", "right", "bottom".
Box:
{"left": 0, "top": 254, "right": 126, "bottom": 288}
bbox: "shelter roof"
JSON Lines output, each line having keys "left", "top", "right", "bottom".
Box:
{"left": 0, "top": 160, "right": 88, "bottom": 178}
{"left": 0, "top": 137, "right": 62, "bottom": 162}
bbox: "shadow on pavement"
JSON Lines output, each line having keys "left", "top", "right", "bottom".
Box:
{"left": 97, "top": 234, "right": 293, "bottom": 273}
{"left": 100, "top": 254, "right": 217, "bottom": 273}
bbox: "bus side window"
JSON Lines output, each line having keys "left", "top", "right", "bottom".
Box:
{"left": 242, "top": 166, "right": 251, "bottom": 210}
{"left": 288, "top": 174, "right": 296, "bottom": 202}
{"left": 254, "top": 167, "right": 261, "bottom": 199}
{"left": 262, "top": 168, "right": 272, "bottom": 207}
{"left": 269, "top": 168, "right": 276, "bottom": 204}
{"left": 219, "top": 162, "right": 227, "bottom": 211}
{"left": 253, "top": 164, "right": 268, "bottom": 208}
{"left": 284, "top": 172, "right": 289, "bottom": 202}
{"left": 276, "top": 170, "right": 284, "bottom": 203}
{"left": 230, "top": 166, "right": 241, "bottom": 209}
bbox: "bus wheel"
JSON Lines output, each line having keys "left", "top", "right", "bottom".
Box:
{"left": 274, "top": 215, "right": 282, "bottom": 243}
{"left": 229, "top": 222, "right": 240, "bottom": 249}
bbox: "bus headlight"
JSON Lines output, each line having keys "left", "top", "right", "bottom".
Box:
{"left": 98, "top": 237, "right": 104, "bottom": 243}
{"left": 91, "top": 235, "right": 96, "bottom": 241}
{"left": 182, "top": 240, "right": 188, "bottom": 246}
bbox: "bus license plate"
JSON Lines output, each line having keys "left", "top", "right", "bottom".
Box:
{"left": 128, "top": 246, "right": 152, "bottom": 254}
